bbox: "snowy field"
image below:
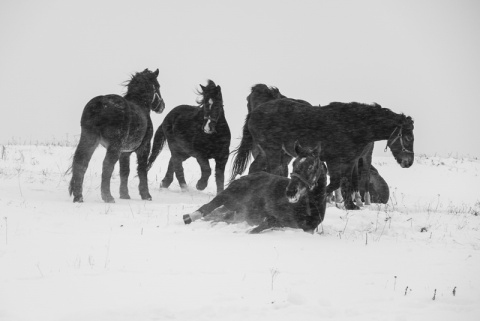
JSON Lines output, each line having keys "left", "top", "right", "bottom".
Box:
{"left": 1, "top": 144, "right": 479, "bottom": 321}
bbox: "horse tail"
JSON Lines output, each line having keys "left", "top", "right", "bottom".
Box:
{"left": 230, "top": 114, "right": 253, "bottom": 181}
{"left": 147, "top": 124, "right": 167, "bottom": 171}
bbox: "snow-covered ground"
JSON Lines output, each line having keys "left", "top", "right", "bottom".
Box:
{"left": 1, "top": 144, "right": 479, "bottom": 321}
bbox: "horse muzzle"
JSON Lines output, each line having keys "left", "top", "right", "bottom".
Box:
{"left": 286, "top": 185, "right": 306, "bottom": 203}
{"left": 153, "top": 98, "right": 165, "bottom": 114}
{"left": 397, "top": 153, "right": 414, "bottom": 168}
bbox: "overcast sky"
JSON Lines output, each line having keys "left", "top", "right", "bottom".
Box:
{"left": 1, "top": 0, "right": 479, "bottom": 158}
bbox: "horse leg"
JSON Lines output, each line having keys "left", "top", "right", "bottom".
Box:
{"left": 251, "top": 144, "right": 260, "bottom": 159}
{"left": 161, "top": 158, "right": 175, "bottom": 188}
{"left": 280, "top": 153, "right": 293, "bottom": 177}
{"left": 352, "top": 162, "right": 363, "bottom": 208}
{"left": 327, "top": 163, "right": 358, "bottom": 209}
{"left": 101, "top": 147, "right": 121, "bottom": 203}
{"left": 370, "top": 169, "right": 389, "bottom": 204}
{"left": 362, "top": 145, "right": 374, "bottom": 205}
{"left": 248, "top": 151, "right": 266, "bottom": 174}
{"left": 334, "top": 188, "right": 344, "bottom": 203}
{"left": 70, "top": 130, "right": 99, "bottom": 203}
{"left": 340, "top": 175, "right": 360, "bottom": 210}
{"left": 136, "top": 142, "right": 152, "bottom": 201}
{"left": 183, "top": 192, "right": 234, "bottom": 224}
{"left": 249, "top": 216, "right": 278, "bottom": 234}
{"left": 214, "top": 154, "right": 229, "bottom": 194}
{"left": 173, "top": 156, "right": 188, "bottom": 190}
{"left": 364, "top": 189, "right": 372, "bottom": 205}
{"left": 363, "top": 166, "right": 372, "bottom": 206}
{"left": 119, "top": 152, "right": 132, "bottom": 199}
{"left": 325, "top": 163, "right": 343, "bottom": 206}
{"left": 196, "top": 157, "right": 211, "bottom": 191}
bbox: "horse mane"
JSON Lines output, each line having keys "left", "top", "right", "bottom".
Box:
{"left": 196, "top": 79, "right": 221, "bottom": 106}
{"left": 123, "top": 69, "right": 156, "bottom": 101}
{"left": 325, "top": 102, "right": 415, "bottom": 128}
{"left": 328, "top": 101, "right": 382, "bottom": 109}
{"left": 401, "top": 114, "right": 415, "bottom": 130}
{"left": 250, "top": 84, "right": 285, "bottom": 100}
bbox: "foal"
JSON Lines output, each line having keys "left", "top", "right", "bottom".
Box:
{"left": 183, "top": 143, "right": 327, "bottom": 234}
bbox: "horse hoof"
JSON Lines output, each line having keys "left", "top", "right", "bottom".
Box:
{"left": 364, "top": 193, "right": 371, "bottom": 205}
{"left": 196, "top": 181, "right": 207, "bottom": 191}
{"left": 184, "top": 211, "right": 202, "bottom": 224}
{"left": 183, "top": 215, "right": 192, "bottom": 225}
{"left": 120, "top": 195, "right": 131, "bottom": 200}
{"left": 140, "top": 191, "right": 152, "bottom": 200}
{"left": 102, "top": 196, "right": 115, "bottom": 203}
{"left": 160, "top": 180, "right": 172, "bottom": 189}
{"left": 73, "top": 196, "right": 84, "bottom": 203}
{"left": 345, "top": 203, "right": 360, "bottom": 210}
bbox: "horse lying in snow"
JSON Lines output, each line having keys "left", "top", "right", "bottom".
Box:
{"left": 183, "top": 142, "right": 327, "bottom": 234}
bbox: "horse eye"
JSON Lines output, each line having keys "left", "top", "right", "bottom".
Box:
{"left": 405, "top": 135, "right": 412, "bottom": 142}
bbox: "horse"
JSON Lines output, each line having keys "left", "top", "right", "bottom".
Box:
{"left": 183, "top": 142, "right": 327, "bottom": 234}
{"left": 147, "top": 80, "right": 230, "bottom": 194}
{"left": 243, "top": 84, "right": 390, "bottom": 206}
{"left": 69, "top": 68, "right": 165, "bottom": 203}
{"left": 231, "top": 100, "right": 414, "bottom": 210}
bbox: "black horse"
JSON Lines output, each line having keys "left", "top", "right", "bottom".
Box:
{"left": 183, "top": 142, "right": 327, "bottom": 234}
{"left": 243, "top": 84, "right": 389, "bottom": 206}
{"left": 147, "top": 80, "right": 230, "bottom": 194}
{"left": 69, "top": 69, "right": 165, "bottom": 203}
{"left": 231, "top": 100, "right": 414, "bottom": 210}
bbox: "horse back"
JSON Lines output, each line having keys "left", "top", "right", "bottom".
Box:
{"left": 248, "top": 99, "right": 322, "bottom": 149}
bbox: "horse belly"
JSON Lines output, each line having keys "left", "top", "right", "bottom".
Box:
{"left": 240, "top": 176, "right": 292, "bottom": 224}
{"left": 121, "top": 129, "right": 147, "bottom": 152}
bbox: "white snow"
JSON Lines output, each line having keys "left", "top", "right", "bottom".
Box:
{"left": 1, "top": 144, "right": 479, "bottom": 320}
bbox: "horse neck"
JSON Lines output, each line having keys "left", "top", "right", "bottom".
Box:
{"left": 124, "top": 92, "right": 151, "bottom": 113}
{"left": 308, "top": 183, "right": 324, "bottom": 207}
{"left": 218, "top": 110, "right": 227, "bottom": 123}
{"left": 366, "top": 111, "right": 404, "bottom": 141}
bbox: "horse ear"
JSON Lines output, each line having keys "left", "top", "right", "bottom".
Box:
{"left": 200, "top": 85, "right": 206, "bottom": 91}
{"left": 154, "top": 69, "right": 159, "bottom": 77}
{"left": 313, "top": 142, "right": 322, "bottom": 157}
{"left": 294, "top": 141, "right": 303, "bottom": 156}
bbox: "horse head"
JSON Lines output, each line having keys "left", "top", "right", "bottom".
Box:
{"left": 126, "top": 68, "right": 165, "bottom": 113}
{"left": 285, "top": 141, "right": 326, "bottom": 203}
{"left": 385, "top": 115, "right": 414, "bottom": 168}
{"left": 246, "top": 84, "right": 285, "bottom": 112}
{"left": 147, "top": 69, "right": 165, "bottom": 113}
{"left": 199, "top": 80, "right": 223, "bottom": 134}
